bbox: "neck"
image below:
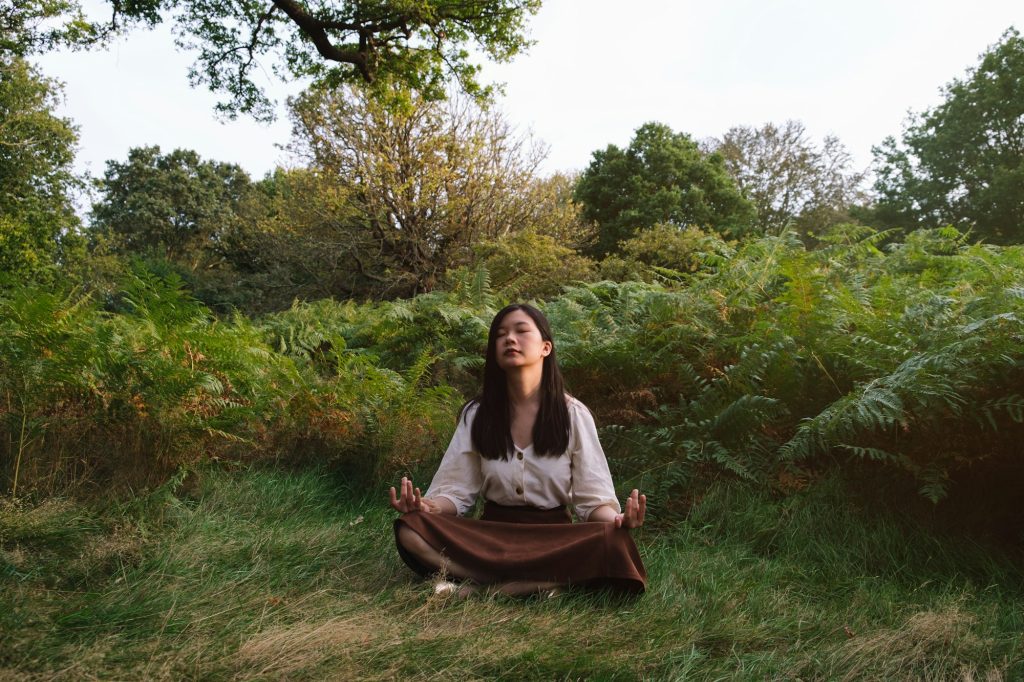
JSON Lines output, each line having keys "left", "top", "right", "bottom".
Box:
{"left": 505, "top": 366, "right": 543, "bottom": 408}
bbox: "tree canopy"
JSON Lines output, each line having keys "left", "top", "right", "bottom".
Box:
{"left": 287, "top": 84, "right": 545, "bottom": 297}
{"left": 574, "top": 122, "right": 755, "bottom": 256}
{"left": 17, "top": 0, "right": 542, "bottom": 120}
{"left": 0, "top": 0, "right": 98, "bottom": 56}
{"left": 90, "top": 146, "right": 253, "bottom": 268}
{"left": 873, "top": 28, "right": 1024, "bottom": 244}
{"left": 0, "top": 56, "right": 80, "bottom": 282}
{"left": 708, "top": 120, "right": 866, "bottom": 235}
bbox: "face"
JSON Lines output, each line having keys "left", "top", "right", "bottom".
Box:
{"left": 493, "top": 309, "right": 552, "bottom": 371}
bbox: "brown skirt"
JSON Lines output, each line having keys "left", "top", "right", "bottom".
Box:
{"left": 394, "top": 501, "right": 647, "bottom": 594}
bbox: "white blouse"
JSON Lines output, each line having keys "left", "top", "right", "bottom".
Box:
{"left": 425, "top": 397, "right": 621, "bottom": 521}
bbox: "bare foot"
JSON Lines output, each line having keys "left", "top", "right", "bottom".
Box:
{"left": 432, "top": 579, "right": 479, "bottom": 600}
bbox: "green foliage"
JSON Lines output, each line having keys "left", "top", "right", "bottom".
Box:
{"left": 598, "top": 223, "right": 729, "bottom": 283}
{"left": 541, "top": 226, "right": 1024, "bottom": 510}
{"left": 58, "top": 0, "right": 541, "bottom": 120}
{"left": 574, "top": 122, "right": 755, "bottom": 256}
{"left": 470, "top": 230, "right": 596, "bottom": 300}
{"left": 873, "top": 27, "right": 1024, "bottom": 244}
{"left": 0, "top": 56, "right": 80, "bottom": 283}
{"left": 208, "top": 167, "right": 365, "bottom": 312}
{"left": 4, "top": 221, "right": 1024, "bottom": 513}
{"left": 0, "top": 268, "right": 465, "bottom": 495}
{"left": 0, "top": 0, "right": 100, "bottom": 55}
{"left": 89, "top": 146, "right": 252, "bottom": 265}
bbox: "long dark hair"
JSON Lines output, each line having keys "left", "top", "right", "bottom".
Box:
{"left": 464, "top": 304, "right": 570, "bottom": 459}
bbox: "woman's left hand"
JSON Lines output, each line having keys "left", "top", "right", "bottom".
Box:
{"left": 614, "top": 489, "right": 647, "bottom": 529}
{"left": 389, "top": 476, "right": 443, "bottom": 514}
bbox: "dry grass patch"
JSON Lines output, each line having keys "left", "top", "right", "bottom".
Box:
{"left": 816, "top": 606, "right": 1004, "bottom": 681}
{"left": 233, "top": 610, "right": 402, "bottom": 678}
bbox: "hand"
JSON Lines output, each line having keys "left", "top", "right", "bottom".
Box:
{"left": 388, "top": 477, "right": 441, "bottom": 514}
{"left": 614, "top": 489, "right": 646, "bottom": 529}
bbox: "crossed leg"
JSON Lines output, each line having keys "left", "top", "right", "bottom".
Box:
{"left": 397, "top": 525, "right": 565, "bottom": 597}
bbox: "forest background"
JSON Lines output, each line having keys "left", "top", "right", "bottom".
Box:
{"left": 2, "top": 1, "right": 1024, "bottom": 679}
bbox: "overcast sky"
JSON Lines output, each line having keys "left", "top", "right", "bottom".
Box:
{"left": 35, "top": 0, "right": 1024, "bottom": 182}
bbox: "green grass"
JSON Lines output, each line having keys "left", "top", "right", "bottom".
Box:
{"left": 1, "top": 467, "right": 1021, "bottom": 680}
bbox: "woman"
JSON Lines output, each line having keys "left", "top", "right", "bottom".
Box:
{"left": 390, "top": 303, "right": 647, "bottom": 597}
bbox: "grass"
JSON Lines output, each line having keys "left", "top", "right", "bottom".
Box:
{"left": 1, "top": 466, "right": 1022, "bottom": 680}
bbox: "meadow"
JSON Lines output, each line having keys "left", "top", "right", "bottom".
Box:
{"left": 3, "top": 227, "right": 1024, "bottom": 679}
{"left": 2, "top": 467, "right": 1021, "bottom": 680}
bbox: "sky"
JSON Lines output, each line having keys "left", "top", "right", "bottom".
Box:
{"left": 35, "top": 0, "right": 1024, "bottom": 182}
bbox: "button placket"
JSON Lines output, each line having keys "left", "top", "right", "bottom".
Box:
{"left": 516, "top": 451, "right": 524, "bottom": 495}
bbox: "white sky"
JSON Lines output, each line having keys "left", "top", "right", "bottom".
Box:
{"left": 35, "top": 0, "right": 1024, "bottom": 181}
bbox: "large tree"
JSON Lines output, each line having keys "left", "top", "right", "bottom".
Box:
{"left": 574, "top": 122, "right": 755, "bottom": 256}
{"left": 12, "top": 0, "right": 541, "bottom": 120}
{"left": 287, "top": 84, "right": 545, "bottom": 297}
{"left": 213, "top": 167, "right": 366, "bottom": 312}
{"left": 707, "top": 120, "right": 866, "bottom": 235}
{"left": 0, "top": 56, "right": 80, "bottom": 282}
{"left": 90, "top": 146, "right": 253, "bottom": 269}
{"left": 873, "top": 28, "right": 1024, "bottom": 244}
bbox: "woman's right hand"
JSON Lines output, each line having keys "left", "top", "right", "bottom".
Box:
{"left": 389, "top": 477, "right": 441, "bottom": 514}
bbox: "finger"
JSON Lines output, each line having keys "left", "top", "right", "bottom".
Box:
{"left": 638, "top": 494, "right": 647, "bottom": 522}
{"left": 414, "top": 487, "right": 422, "bottom": 509}
{"left": 389, "top": 486, "right": 398, "bottom": 506}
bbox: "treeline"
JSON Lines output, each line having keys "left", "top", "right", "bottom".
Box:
{"left": 8, "top": 29, "right": 1024, "bottom": 311}
{"left": 2, "top": 26, "right": 1024, "bottom": 534}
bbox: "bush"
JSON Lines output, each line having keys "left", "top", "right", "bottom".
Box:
{"left": 470, "top": 230, "right": 596, "bottom": 300}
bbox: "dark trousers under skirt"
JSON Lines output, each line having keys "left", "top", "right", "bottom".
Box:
{"left": 394, "top": 501, "right": 647, "bottom": 594}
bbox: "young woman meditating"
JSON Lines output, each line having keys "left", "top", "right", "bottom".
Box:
{"left": 390, "top": 303, "right": 647, "bottom": 597}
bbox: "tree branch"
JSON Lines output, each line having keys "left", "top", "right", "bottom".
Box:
{"left": 270, "top": 0, "right": 372, "bottom": 80}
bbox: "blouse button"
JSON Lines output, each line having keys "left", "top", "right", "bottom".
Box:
{"left": 516, "top": 486, "right": 523, "bottom": 495}
{"left": 516, "top": 451, "right": 523, "bottom": 460}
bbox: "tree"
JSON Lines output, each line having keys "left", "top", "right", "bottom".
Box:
{"left": 27, "top": 0, "right": 541, "bottom": 120}
{"left": 213, "top": 167, "right": 367, "bottom": 312}
{"left": 574, "top": 122, "right": 755, "bottom": 257}
{"left": 0, "top": 0, "right": 98, "bottom": 56}
{"left": 287, "top": 84, "right": 545, "bottom": 297}
{"left": 90, "top": 146, "right": 253, "bottom": 270}
{"left": 0, "top": 56, "right": 80, "bottom": 282}
{"left": 873, "top": 28, "right": 1024, "bottom": 244}
{"left": 518, "top": 171, "right": 596, "bottom": 250}
{"left": 707, "top": 120, "right": 866, "bottom": 235}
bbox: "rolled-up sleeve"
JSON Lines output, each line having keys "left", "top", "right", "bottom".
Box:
{"left": 569, "top": 402, "right": 621, "bottom": 521}
{"left": 425, "top": 405, "right": 482, "bottom": 516}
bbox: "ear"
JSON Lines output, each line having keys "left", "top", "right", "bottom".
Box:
{"left": 542, "top": 340, "right": 552, "bottom": 356}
